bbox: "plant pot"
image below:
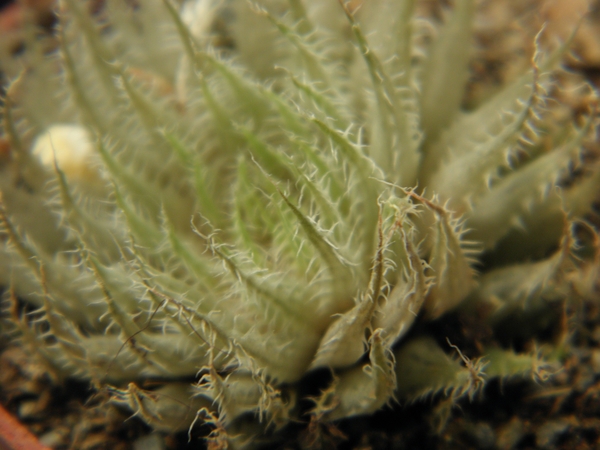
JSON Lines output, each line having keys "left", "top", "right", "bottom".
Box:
{"left": 0, "top": 404, "right": 51, "bottom": 450}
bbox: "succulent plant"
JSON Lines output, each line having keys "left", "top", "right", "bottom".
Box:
{"left": 1, "top": 0, "right": 599, "bottom": 447}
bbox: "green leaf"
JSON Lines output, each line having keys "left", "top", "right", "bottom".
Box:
{"left": 315, "top": 329, "right": 396, "bottom": 421}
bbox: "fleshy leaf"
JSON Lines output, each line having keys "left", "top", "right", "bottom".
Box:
{"left": 395, "top": 337, "right": 486, "bottom": 402}
{"left": 309, "top": 211, "right": 387, "bottom": 369}
{"left": 373, "top": 220, "right": 429, "bottom": 344}
{"left": 468, "top": 225, "right": 574, "bottom": 324}
{"left": 466, "top": 112, "right": 596, "bottom": 249}
{"left": 108, "top": 383, "right": 210, "bottom": 432}
{"left": 313, "top": 329, "right": 396, "bottom": 421}
{"left": 409, "top": 192, "right": 476, "bottom": 318}
{"left": 419, "top": 0, "right": 475, "bottom": 140}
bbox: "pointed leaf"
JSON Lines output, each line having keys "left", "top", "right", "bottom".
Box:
{"left": 318, "top": 329, "right": 397, "bottom": 421}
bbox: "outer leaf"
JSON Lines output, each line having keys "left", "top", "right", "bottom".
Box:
{"left": 468, "top": 227, "right": 573, "bottom": 324}
{"left": 466, "top": 117, "right": 594, "bottom": 249}
{"left": 373, "top": 221, "right": 429, "bottom": 344}
{"left": 309, "top": 211, "right": 387, "bottom": 369}
{"left": 408, "top": 192, "right": 476, "bottom": 318}
{"left": 395, "top": 337, "right": 486, "bottom": 402}
{"left": 315, "top": 329, "right": 397, "bottom": 421}
{"left": 108, "top": 383, "right": 210, "bottom": 432}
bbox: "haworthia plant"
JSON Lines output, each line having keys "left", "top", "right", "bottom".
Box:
{"left": 0, "top": 0, "right": 599, "bottom": 447}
